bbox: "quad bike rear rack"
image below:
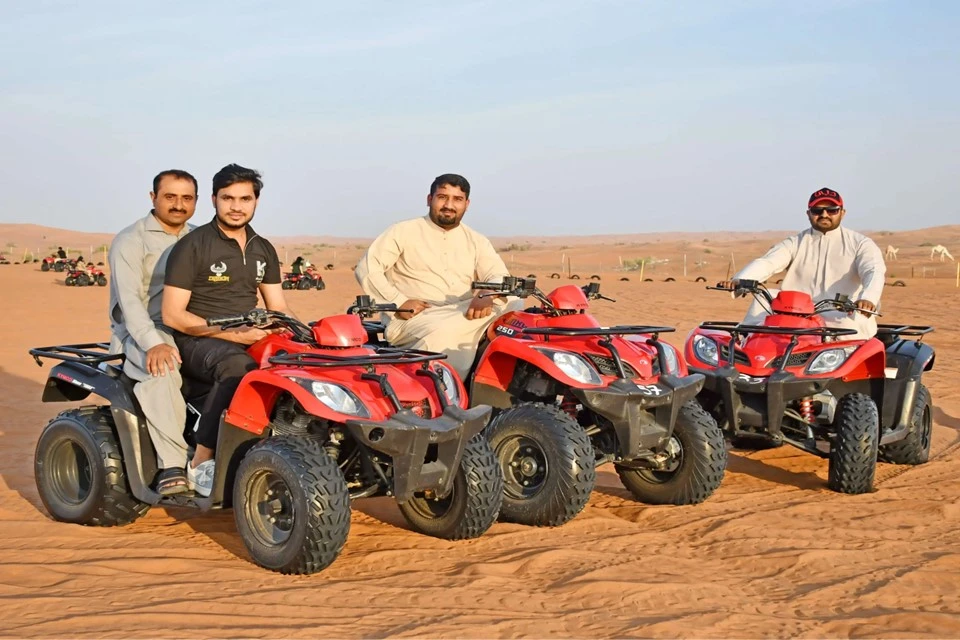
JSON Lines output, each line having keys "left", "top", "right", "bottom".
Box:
{"left": 30, "top": 343, "right": 120, "bottom": 367}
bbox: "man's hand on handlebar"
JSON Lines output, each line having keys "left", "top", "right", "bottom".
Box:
{"left": 855, "top": 299, "right": 877, "bottom": 316}
{"left": 466, "top": 294, "right": 496, "bottom": 320}
{"left": 396, "top": 299, "right": 430, "bottom": 320}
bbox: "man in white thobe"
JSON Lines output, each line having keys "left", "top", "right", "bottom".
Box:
{"left": 355, "top": 174, "right": 518, "bottom": 378}
{"left": 725, "top": 187, "right": 886, "bottom": 339}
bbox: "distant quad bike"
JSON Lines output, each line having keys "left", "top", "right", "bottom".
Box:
{"left": 65, "top": 267, "right": 107, "bottom": 287}
{"left": 466, "top": 276, "right": 726, "bottom": 526}
{"left": 686, "top": 280, "right": 935, "bottom": 494}
{"left": 30, "top": 298, "right": 502, "bottom": 574}
{"left": 282, "top": 269, "right": 325, "bottom": 291}
{"left": 41, "top": 255, "right": 72, "bottom": 272}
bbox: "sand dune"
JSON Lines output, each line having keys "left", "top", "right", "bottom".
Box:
{"left": 0, "top": 234, "right": 958, "bottom": 637}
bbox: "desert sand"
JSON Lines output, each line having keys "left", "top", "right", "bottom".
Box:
{"left": 0, "top": 224, "right": 958, "bottom": 638}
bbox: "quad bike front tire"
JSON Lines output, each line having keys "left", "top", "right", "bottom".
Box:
{"left": 77, "top": 274, "right": 91, "bottom": 287}
{"left": 234, "top": 436, "right": 351, "bottom": 575}
{"left": 41, "top": 261, "right": 50, "bottom": 272}
{"left": 827, "top": 393, "right": 879, "bottom": 494}
{"left": 616, "top": 400, "right": 726, "bottom": 504}
{"left": 878, "top": 384, "right": 932, "bottom": 465}
{"left": 34, "top": 407, "right": 149, "bottom": 526}
{"left": 281, "top": 280, "right": 294, "bottom": 290}
{"left": 65, "top": 277, "right": 76, "bottom": 286}
{"left": 314, "top": 279, "right": 326, "bottom": 291}
{"left": 399, "top": 433, "right": 503, "bottom": 540}
{"left": 485, "top": 403, "right": 595, "bottom": 527}
{"left": 96, "top": 275, "right": 107, "bottom": 286}
{"left": 297, "top": 278, "right": 312, "bottom": 290}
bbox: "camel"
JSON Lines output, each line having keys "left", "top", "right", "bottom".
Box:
{"left": 930, "top": 245, "right": 955, "bottom": 262}
{"left": 885, "top": 245, "right": 899, "bottom": 260}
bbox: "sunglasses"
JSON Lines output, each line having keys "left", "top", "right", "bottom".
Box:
{"left": 808, "top": 206, "right": 842, "bottom": 216}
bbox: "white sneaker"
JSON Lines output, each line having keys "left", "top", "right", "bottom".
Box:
{"left": 187, "top": 459, "right": 215, "bottom": 497}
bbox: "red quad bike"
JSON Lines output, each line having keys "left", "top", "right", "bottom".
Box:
{"left": 282, "top": 268, "right": 325, "bottom": 291}
{"left": 466, "top": 276, "right": 727, "bottom": 526}
{"left": 29, "top": 297, "right": 502, "bottom": 574}
{"left": 42, "top": 256, "right": 73, "bottom": 272}
{"left": 686, "top": 280, "right": 935, "bottom": 494}
{"left": 65, "top": 266, "right": 107, "bottom": 287}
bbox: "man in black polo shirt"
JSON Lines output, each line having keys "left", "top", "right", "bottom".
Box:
{"left": 162, "top": 163, "right": 294, "bottom": 496}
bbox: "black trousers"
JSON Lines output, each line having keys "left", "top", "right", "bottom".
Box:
{"left": 174, "top": 334, "right": 257, "bottom": 450}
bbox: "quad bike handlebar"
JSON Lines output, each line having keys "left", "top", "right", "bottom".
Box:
{"left": 709, "top": 280, "right": 881, "bottom": 317}
{"left": 345, "top": 295, "right": 411, "bottom": 318}
{"left": 207, "top": 309, "right": 315, "bottom": 342}
{"left": 472, "top": 276, "right": 616, "bottom": 305}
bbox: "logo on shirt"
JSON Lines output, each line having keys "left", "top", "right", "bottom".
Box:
{"left": 256, "top": 260, "right": 266, "bottom": 284}
{"left": 208, "top": 261, "right": 230, "bottom": 283}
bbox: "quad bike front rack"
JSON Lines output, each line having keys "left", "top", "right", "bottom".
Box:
{"left": 520, "top": 325, "right": 675, "bottom": 380}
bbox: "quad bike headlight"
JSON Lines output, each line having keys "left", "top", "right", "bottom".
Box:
{"left": 309, "top": 381, "right": 370, "bottom": 417}
{"left": 805, "top": 346, "right": 857, "bottom": 375}
{"left": 534, "top": 348, "right": 602, "bottom": 385}
{"left": 660, "top": 343, "right": 680, "bottom": 375}
{"left": 693, "top": 335, "right": 719, "bottom": 366}
{"left": 435, "top": 364, "right": 461, "bottom": 405}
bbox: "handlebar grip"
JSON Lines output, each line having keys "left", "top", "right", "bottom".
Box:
{"left": 471, "top": 281, "right": 504, "bottom": 290}
{"left": 207, "top": 314, "right": 246, "bottom": 327}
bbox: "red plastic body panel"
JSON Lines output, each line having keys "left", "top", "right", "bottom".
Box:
{"left": 473, "top": 287, "right": 678, "bottom": 391}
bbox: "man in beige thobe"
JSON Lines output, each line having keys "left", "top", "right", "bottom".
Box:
{"left": 355, "top": 173, "right": 518, "bottom": 378}
{"left": 725, "top": 187, "right": 886, "bottom": 339}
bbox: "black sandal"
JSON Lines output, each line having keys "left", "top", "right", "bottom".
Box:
{"left": 155, "top": 468, "right": 189, "bottom": 496}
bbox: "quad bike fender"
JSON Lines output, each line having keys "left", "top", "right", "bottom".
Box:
{"left": 473, "top": 339, "right": 605, "bottom": 392}
{"left": 345, "top": 404, "right": 492, "bottom": 503}
{"left": 109, "top": 405, "right": 163, "bottom": 506}
{"left": 41, "top": 362, "right": 138, "bottom": 415}
{"left": 570, "top": 373, "right": 705, "bottom": 460}
{"left": 880, "top": 339, "right": 936, "bottom": 442}
{"left": 224, "top": 369, "right": 356, "bottom": 435}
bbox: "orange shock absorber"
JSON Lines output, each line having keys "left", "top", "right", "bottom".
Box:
{"left": 798, "top": 397, "right": 815, "bottom": 423}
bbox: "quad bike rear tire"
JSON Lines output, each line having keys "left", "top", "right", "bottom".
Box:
{"left": 878, "top": 384, "right": 932, "bottom": 465}
{"left": 65, "top": 276, "right": 76, "bottom": 286}
{"left": 485, "top": 403, "right": 595, "bottom": 527}
{"left": 234, "top": 436, "right": 351, "bottom": 575}
{"left": 827, "top": 393, "right": 879, "bottom": 494}
{"left": 77, "top": 273, "right": 91, "bottom": 287}
{"left": 96, "top": 275, "right": 107, "bottom": 286}
{"left": 399, "top": 433, "right": 503, "bottom": 540}
{"left": 34, "top": 407, "right": 149, "bottom": 526}
{"left": 54, "top": 263, "right": 64, "bottom": 272}
{"left": 616, "top": 400, "right": 726, "bottom": 504}
{"left": 41, "top": 262, "right": 50, "bottom": 272}
{"left": 297, "top": 278, "right": 312, "bottom": 290}
{"left": 281, "top": 280, "right": 294, "bottom": 290}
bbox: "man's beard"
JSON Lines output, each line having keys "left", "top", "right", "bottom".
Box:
{"left": 217, "top": 211, "right": 253, "bottom": 229}
{"left": 432, "top": 208, "right": 461, "bottom": 229}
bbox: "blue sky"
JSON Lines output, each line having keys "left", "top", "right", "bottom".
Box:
{"left": 0, "top": 0, "right": 958, "bottom": 237}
